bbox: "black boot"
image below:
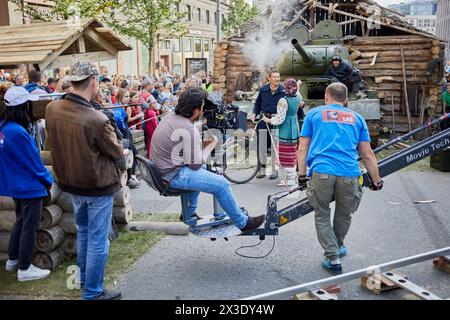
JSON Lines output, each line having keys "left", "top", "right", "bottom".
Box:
{"left": 240, "top": 214, "right": 265, "bottom": 232}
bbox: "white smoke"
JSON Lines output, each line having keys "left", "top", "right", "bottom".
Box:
{"left": 242, "top": 0, "right": 300, "bottom": 72}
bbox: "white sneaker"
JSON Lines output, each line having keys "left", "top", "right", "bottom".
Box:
{"left": 5, "top": 259, "right": 18, "bottom": 272}
{"left": 17, "top": 264, "right": 51, "bottom": 282}
{"left": 130, "top": 175, "right": 141, "bottom": 186}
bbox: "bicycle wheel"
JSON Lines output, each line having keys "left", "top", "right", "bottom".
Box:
{"left": 222, "top": 129, "right": 260, "bottom": 184}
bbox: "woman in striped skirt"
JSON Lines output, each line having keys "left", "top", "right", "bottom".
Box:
{"left": 262, "top": 78, "right": 301, "bottom": 187}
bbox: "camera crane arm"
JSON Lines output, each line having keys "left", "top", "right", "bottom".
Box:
{"left": 242, "top": 115, "right": 450, "bottom": 238}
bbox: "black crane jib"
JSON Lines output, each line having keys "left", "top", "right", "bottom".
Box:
{"left": 243, "top": 124, "right": 450, "bottom": 239}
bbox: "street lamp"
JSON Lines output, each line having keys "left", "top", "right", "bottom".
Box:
{"left": 216, "top": 0, "right": 221, "bottom": 42}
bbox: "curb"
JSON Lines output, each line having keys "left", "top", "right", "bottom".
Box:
{"left": 127, "top": 221, "right": 189, "bottom": 236}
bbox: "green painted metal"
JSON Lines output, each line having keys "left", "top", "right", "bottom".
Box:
{"left": 277, "top": 20, "right": 353, "bottom": 103}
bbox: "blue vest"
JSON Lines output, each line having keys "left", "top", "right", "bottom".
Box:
{"left": 276, "top": 95, "right": 301, "bottom": 143}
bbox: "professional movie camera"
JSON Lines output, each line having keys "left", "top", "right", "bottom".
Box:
{"left": 202, "top": 93, "right": 246, "bottom": 133}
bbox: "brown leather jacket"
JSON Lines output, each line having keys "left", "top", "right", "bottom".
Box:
{"left": 45, "top": 93, "right": 123, "bottom": 196}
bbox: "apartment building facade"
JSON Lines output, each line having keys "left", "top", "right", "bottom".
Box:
{"left": 151, "top": 0, "right": 230, "bottom": 77}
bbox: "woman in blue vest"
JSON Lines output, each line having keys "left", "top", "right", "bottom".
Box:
{"left": 262, "top": 78, "right": 301, "bottom": 187}
{"left": 0, "top": 86, "right": 53, "bottom": 281}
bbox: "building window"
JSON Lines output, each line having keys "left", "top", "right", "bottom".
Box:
{"left": 173, "top": 64, "right": 182, "bottom": 76}
{"left": 185, "top": 37, "right": 192, "bottom": 52}
{"left": 173, "top": 38, "right": 181, "bottom": 52}
{"left": 204, "top": 39, "right": 210, "bottom": 52}
{"left": 215, "top": 12, "right": 217, "bottom": 25}
{"left": 206, "top": 10, "right": 210, "bottom": 24}
{"left": 195, "top": 38, "right": 202, "bottom": 52}
{"left": 198, "top": 8, "right": 201, "bottom": 22}
{"left": 187, "top": 5, "right": 191, "bottom": 21}
{"left": 159, "top": 40, "right": 170, "bottom": 50}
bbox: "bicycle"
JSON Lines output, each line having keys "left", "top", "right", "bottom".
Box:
{"left": 206, "top": 117, "right": 265, "bottom": 184}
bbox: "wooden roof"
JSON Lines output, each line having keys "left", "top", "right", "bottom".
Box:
{"left": 231, "top": 0, "right": 443, "bottom": 42}
{"left": 0, "top": 18, "right": 132, "bottom": 70}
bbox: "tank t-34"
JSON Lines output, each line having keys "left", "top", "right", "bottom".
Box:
{"left": 279, "top": 20, "right": 362, "bottom": 106}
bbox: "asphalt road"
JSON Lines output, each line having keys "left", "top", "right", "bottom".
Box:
{"left": 119, "top": 167, "right": 450, "bottom": 300}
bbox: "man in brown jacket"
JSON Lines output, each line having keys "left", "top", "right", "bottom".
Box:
{"left": 46, "top": 62, "right": 124, "bottom": 300}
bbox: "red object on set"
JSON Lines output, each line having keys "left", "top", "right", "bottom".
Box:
{"left": 145, "top": 108, "right": 158, "bottom": 159}
{"left": 129, "top": 106, "right": 142, "bottom": 130}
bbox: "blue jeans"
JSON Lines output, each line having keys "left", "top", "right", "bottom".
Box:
{"left": 71, "top": 194, "right": 113, "bottom": 300}
{"left": 169, "top": 167, "right": 248, "bottom": 229}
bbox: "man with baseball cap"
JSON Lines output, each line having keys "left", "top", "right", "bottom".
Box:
{"left": 324, "top": 55, "right": 364, "bottom": 98}
{"left": 1, "top": 86, "right": 53, "bottom": 282}
{"left": 45, "top": 61, "right": 124, "bottom": 300}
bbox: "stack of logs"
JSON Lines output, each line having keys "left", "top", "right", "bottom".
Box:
{"left": 0, "top": 150, "right": 134, "bottom": 270}
{"left": 213, "top": 41, "right": 254, "bottom": 103}
{"left": 347, "top": 35, "right": 445, "bottom": 133}
{"left": 132, "top": 130, "right": 146, "bottom": 157}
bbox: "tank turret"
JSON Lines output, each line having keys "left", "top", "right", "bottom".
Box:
{"left": 277, "top": 20, "right": 352, "bottom": 100}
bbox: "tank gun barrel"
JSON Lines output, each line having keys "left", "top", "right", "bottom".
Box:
{"left": 291, "top": 39, "right": 313, "bottom": 65}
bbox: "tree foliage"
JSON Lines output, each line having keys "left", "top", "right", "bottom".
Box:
{"left": 107, "top": 0, "right": 186, "bottom": 73}
{"left": 10, "top": 0, "right": 119, "bottom": 21}
{"left": 222, "top": 0, "right": 259, "bottom": 38}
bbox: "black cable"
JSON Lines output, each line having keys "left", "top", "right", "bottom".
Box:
{"left": 234, "top": 236, "right": 276, "bottom": 259}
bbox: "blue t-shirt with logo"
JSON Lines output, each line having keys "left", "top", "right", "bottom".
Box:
{"left": 300, "top": 104, "right": 371, "bottom": 177}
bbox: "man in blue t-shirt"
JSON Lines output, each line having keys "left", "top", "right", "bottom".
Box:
{"left": 297, "top": 82, "right": 383, "bottom": 275}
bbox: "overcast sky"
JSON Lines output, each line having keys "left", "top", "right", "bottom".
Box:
{"left": 373, "top": 0, "right": 406, "bottom": 6}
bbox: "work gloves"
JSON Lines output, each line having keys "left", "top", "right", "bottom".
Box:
{"left": 369, "top": 179, "right": 384, "bottom": 191}
{"left": 298, "top": 175, "right": 309, "bottom": 190}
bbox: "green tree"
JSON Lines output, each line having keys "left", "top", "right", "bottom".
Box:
{"left": 222, "top": 0, "right": 259, "bottom": 38}
{"left": 108, "top": 0, "right": 186, "bottom": 74}
{"left": 10, "top": 0, "right": 119, "bottom": 21}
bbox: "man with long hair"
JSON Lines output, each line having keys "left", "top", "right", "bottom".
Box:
{"left": 150, "top": 87, "right": 266, "bottom": 231}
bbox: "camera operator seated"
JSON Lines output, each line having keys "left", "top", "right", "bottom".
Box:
{"left": 150, "top": 87, "right": 265, "bottom": 232}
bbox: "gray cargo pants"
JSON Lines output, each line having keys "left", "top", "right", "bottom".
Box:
{"left": 306, "top": 172, "right": 363, "bottom": 261}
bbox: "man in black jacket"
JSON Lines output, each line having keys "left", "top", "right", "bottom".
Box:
{"left": 250, "top": 70, "right": 285, "bottom": 179}
{"left": 324, "top": 56, "right": 364, "bottom": 97}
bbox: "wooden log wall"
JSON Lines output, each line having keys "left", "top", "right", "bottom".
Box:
{"left": 213, "top": 42, "right": 229, "bottom": 95}
{"left": 214, "top": 41, "right": 255, "bottom": 104}
{"left": 0, "top": 150, "right": 135, "bottom": 269}
{"left": 347, "top": 35, "right": 445, "bottom": 133}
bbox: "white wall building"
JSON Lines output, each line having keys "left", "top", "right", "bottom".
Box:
{"left": 436, "top": 0, "right": 450, "bottom": 62}
{"left": 389, "top": 0, "right": 437, "bottom": 34}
